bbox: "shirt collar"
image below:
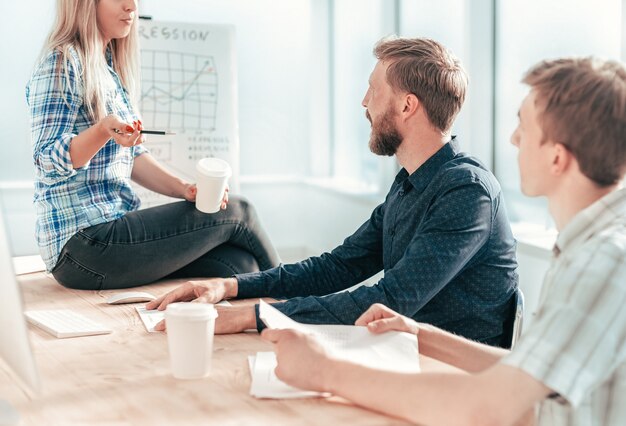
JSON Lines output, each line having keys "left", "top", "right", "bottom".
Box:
{"left": 554, "top": 187, "right": 626, "bottom": 256}
{"left": 105, "top": 46, "right": 114, "bottom": 69}
{"left": 394, "top": 136, "right": 460, "bottom": 194}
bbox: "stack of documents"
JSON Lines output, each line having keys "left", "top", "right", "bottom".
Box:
{"left": 249, "top": 300, "right": 420, "bottom": 399}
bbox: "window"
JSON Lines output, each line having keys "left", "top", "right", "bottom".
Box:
{"left": 328, "top": 0, "right": 396, "bottom": 192}
{"left": 494, "top": 0, "right": 623, "bottom": 225}
{"left": 328, "top": 0, "right": 477, "bottom": 193}
{"left": 398, "top": 0, "right": 492, "bottom": 162}
{"left": 623, "top": 0, "right": 626, "bottom": 60}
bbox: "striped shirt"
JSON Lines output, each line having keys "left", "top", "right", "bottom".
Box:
{"left": 502, "top": 187, "right": 626, "bottom": 425}
{"left": 26, "top": 47, "right": 147, "bottom": 271}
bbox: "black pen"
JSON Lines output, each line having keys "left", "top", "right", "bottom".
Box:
{"left": 140, "top": 130, "right": 176, "bottom": 135}
{"left": 113, "top": 129, "right": 176, "bottom": 135}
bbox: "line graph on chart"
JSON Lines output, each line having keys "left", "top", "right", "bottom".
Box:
{"left": 140, "top": 50, "right": 218, "bottom": 132}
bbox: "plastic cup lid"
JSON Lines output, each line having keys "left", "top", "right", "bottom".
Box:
{"left": 196, "top": 158, "right": 232, "bottom": 178}
{"left": 165, "top": 302, "right": 218, "bottom": 320}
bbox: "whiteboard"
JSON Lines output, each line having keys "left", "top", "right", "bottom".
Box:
{"left": 135, "top": 20, "right": 239, "bottom": 207}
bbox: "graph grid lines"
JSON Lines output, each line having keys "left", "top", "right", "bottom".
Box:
{"left": 140, "top": 50, "right": 218, "bottom": 132}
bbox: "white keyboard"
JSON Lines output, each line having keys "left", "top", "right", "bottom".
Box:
{"left": 24, "top": 309, "right": 112, "bottom": 338}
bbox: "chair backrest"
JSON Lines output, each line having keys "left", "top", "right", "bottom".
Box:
{"left": 501, "top": 287, "right": 525, "bottom": 349}
{"left": 510, "top": 288, "right": 525, "bottom": 348}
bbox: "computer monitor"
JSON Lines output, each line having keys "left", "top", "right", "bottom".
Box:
{"left": 0, "top": 205, "right": 40, "bottom": 423}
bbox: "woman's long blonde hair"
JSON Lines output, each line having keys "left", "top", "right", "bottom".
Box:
{"left": 44, "top": 0, "right": 140, "bottom": 121}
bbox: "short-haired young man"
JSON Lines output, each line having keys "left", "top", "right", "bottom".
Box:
{"left": 263, "top": 57, "right": 626, "bottom": 425}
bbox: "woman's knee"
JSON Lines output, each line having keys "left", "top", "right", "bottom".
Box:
{"left": 169, "top": 244, "right": 261, "bottom": 278}
{"left": 206, "top": 244, "right": 260, "bottom": 275}
{"left": 227, "top": 195, "right": 258, "bottom": 224}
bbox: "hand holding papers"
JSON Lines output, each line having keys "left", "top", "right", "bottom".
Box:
{"left": 249, "top": 352, "right": 327, "bottom": 399}
{"left": 250, "top": 301, "right": 420, "bottom": 399}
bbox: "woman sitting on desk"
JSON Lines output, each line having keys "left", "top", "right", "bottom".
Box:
{"left": 26, "top": 0, "right": 280, "bottom": 290}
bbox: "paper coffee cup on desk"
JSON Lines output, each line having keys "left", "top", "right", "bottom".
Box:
{"left": 195, "top": 158, "right": 231, "bottom": 213}
{"left": 165, "top": 303, "right": 218, "bottom": 379}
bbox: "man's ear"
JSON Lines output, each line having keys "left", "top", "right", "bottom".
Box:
{"left": 402, "top": 93, "right": 420, "bottom": 118}
{"left": 551, "top": 143, "right": 573, "bottom": 176}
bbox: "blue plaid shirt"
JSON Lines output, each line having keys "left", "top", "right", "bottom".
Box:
{"left": 26, "top": 47, "right": 147, "bottom": 271}
{"left": 237, "top": 139, "right": 519, "bottom": 346}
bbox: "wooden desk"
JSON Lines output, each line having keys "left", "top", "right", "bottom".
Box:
{"left": 1, "top": 273, "right": 457, "bottom": 425}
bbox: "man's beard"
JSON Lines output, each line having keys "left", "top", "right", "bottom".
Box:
{"left": 367, "top": 108, "right": 402, "bottom": 156}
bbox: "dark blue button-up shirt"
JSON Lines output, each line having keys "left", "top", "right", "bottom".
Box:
{"left": 236, "top": 139, "right": 518, "bottom": 346}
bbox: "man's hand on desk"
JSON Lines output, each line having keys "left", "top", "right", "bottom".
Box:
{"left": 354, "top": 303, "right": 420, "bottom": 335}
{"left": 153, "top": 304, "right": 257, "bottom": 333}
{"left": 146, "top": 277, "right": 238, "bottom": 310}
{"left": 146, "top": 276, "right": 255, "bottom": 334}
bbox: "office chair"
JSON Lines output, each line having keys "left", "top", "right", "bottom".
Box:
{"left": 510, "top": 288, "right": 525, "bottom": 348}
{"left": 502, "top": 287, "right": 525, "bottom": 349}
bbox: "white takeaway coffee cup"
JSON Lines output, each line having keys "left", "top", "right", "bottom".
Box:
{"left": 195, "top": 158, "right": 232, "bottom": 213}
{"left": 165, "top": 303, "right": 218, "bottom": 379}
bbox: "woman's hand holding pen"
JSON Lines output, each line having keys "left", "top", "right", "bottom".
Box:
{"left": 99, "top": 114, "right": 145, "bottom": 147}
{"left": 70, "top": 115, "right": 144, "bottom": 167}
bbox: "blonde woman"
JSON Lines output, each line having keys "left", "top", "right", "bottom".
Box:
{"left": 27, "top": 0, "right": 279, "bottom": 290}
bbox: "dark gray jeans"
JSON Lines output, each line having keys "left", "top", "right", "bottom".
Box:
{"left": 51, "top": 197, "right": 280, "bottom": 290}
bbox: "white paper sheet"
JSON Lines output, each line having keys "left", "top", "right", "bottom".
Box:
{"left": 249, "top": 352, "right": 328, "bottom": 399}
{"left": 250, "top": 300, "right": 420, "bottom": 399}
{"left": 135, "top": 307, "right": 164, "bottom": 332}
{"left": 259, "top": 300, "right": 420, "bottom": 373}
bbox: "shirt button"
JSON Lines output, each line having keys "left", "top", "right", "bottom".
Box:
{"left": 398, "top": 190, "right": 405, "bottom": 197}
{"left": 389, "top": 229, "right": 395, "bottom": 237}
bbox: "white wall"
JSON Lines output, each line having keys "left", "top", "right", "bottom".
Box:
{"left": 516, "top": 246, "right": 550, "bottom": 330}
{"left": 0, "top": 1, "right": 55, "bottom": 183}
{"left": 240, "top": 180, "right": 380, "bottom": 257}
{"left": 511, "top": 224, "right": 557, "bottom": 330}
{"left": 0, "top": 186, "right": 37, "bottom": 256}
{"left": 0, "top": 1, "right": 54, "bottom": 253}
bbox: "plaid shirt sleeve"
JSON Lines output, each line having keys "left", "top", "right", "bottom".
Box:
{"left": 133, "top": 144, "right": 149, "bottom": 157}
{"left": 27, "top": 50, "right": 84, "bottom": 184}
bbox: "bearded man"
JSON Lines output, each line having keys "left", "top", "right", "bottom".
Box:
{"left": 148, "top": 37, "right": 519, "bottom": 348}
